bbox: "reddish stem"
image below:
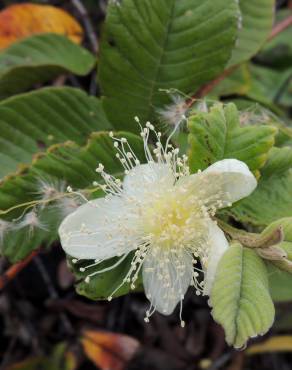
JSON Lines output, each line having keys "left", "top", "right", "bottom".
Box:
{"left": 269, "top": 14, "right": 292, "bottom": 41}
{"left": 194, "top": 66, "right": 237, "bottom": 99}
{"left": 191, "top": 14, "right": 292, "bottom": 101}
{"left": 0, "top": 250, "right": 39, "bottom": 290}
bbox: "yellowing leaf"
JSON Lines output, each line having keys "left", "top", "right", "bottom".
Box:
{"left": 247, "top": 336, "right": 292, "bottom": 355}
{"left": 0, "top": 3, "right": 83, "bottom": 50}
{"left": 81, "top": 330, "right": 140, "bottom": 370}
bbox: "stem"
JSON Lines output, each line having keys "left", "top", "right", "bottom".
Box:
{"left": 217, "top": 219, "right": 283, "bottom": 249}
{"left": 71, "top": 0, "right": 99, "bottom": 54}
{"left": 216, "top": 219, "right": 254, "bottom": 239}
{"left": 34, "top": 256, "right": 74, "bottom": 334}
{"left": 195, "top": 66, "right": 237, "bottom": 99}
{"left": 269, "top": 15, "right": 292, "bottom": 41}
{"left": 0, "top": 250, "right": 39, "bottom": 290}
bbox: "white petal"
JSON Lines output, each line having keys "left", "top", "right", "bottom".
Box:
{"left": 203, "top": 159, "right": 257, "bottom": 205}
{"left": 123, "top": 163, "right": 175, "bottom": 199}
{"left": 203, "top": 221, "right": 229, "bottom": 295}
{"left": 142, "top": 248, "right": 193, "bottom": 315}
{"left": 58, "top": 196, "right": 141, "bottom": 260}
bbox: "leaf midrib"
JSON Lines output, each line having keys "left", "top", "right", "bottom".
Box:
{"left": 145, "top": 0, "right": 176, "bottom": 120}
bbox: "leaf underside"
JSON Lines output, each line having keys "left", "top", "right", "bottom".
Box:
{"left": 0, "top": 33, "right": 95, "bottom": 99}
{"left": 210, "top": 242, "right": 275, "bottom": 348}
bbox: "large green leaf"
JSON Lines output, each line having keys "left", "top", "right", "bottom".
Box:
{"left": 187, "top": 102, "right": 276, "bottom": 173}
{"left": 210, "top": 242, "right": 275, "bottom": 348}
{"left": 99, "top": 0, "right": 239, "bottom": 132}
{"left": 228, "top": 0, "right": 275, "bottom": 67}
{"left": 0, "top": 132, "right": 144, "bottom": 262}
{"left": 0, "top": 87, "right": 111, "bottom": 178}
{"left": 230, "top": 147, "right": 292, "bottom": 226}
{"left": 0, "top": 33, "right": 95, "bottom": 99}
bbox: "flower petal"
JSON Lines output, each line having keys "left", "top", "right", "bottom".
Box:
{"left": 123, "top": 163, "right": 175, "bottom": 199}
{"left": 203, "top": 159, "right": 257, "bottom": 205}
{"left": 203, "top": 221, "right": 229, "bottom": 295}
{"left": 179, "top": 159, "right": 257, "bottom": 210}
{"left": 58, "top": 196, "right": 141, "bottom": 260}
{"left": 142, "top": 248, "right": 193, "bottom": 315}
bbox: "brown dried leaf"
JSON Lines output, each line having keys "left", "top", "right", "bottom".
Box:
{"left": 81, "top": 330, "right": 140, "bottom": 370}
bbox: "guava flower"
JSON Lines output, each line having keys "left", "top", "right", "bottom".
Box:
{"left": 59, "top": 122, "right": 256, "bottom": 325}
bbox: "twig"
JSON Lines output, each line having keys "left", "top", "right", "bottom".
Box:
{"left": 194, "top": 66, "right": 237, "bottom": 99}
{"left": 34, "top": 255, "right": 74, "bottom": 334}
{"left": 269, "top": 14, "right": 292, "bottom": 41}
{"left": 71, "top": 0, "right": 99, "bottom": 54}
{"left": 208, "top": 353, "right": 232, "bottom": 370}
{"left": 0, "top": 250, "right": 39, "bottom": 290}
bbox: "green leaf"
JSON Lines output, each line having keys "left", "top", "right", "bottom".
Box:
{"left": 0, "top": 33, "right": 95, "bottom": 99}
{"left": 0, "top": 132, "right": 144, "bottom": 262}
{"left": 245, "top": 65, "right": 292, "bottom": 110}
{"left": 211, "top": 64, "right": 252, "bottom": 97}
{"left": 70, "top": 252, "right": 142, "bottom": 301}
{"left": 261, "top": 147, "right": 292, "bottom": 177}
{"left": 0, "top": 87, "right": 111, "bottom": 178}
{"left": 230, "top": 147, "right": 292, "bottom": 226}
{"left": 256, "top": 9, "right": 292, "bottom": 70}
{"left": 210, "top": 242, "right": 275, "bottom": 348}
{"left": 187, "top": 102, "right": 276, "bottom": 173}
{"left": 99, "top": 0, "right": 239, "bottom": 132}
{"left": 228, "top": 0, "right": 274, "bottom": 67}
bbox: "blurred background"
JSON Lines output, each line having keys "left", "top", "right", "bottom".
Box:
{"left": 0, "top": 1, "right": 292, "bottom": 369}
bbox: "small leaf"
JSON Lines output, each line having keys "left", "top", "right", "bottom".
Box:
{"left": 99, "top": 0, "right": 239, "bottom": 131}
{"left": 261, "top": 218, "right": 292, "bottom": 302}
{"left": 187, "top": 102, "right": 276, "bottom": 173}
{"left": 228, "top": 0, "right": 274, "bottom": 66}
{"left": 245, "top": 64, "right": 292, "bottom": 109}
{"left": 71, "top": 252, "right": 143, "bottom": 300}
{"left": 0, "top": 34, "right": 95, "bottom": 99}
{"left": 210, "top": 241, "right": 275, "bottom": 349}
{"left": 0, "top": 3, "right": 83, "bottom": 50}
{"left": 230, "top": 148, "right": 292, "bottom": 226}
{"left": 81, "top": 330, "right": 140, "bottom": 370}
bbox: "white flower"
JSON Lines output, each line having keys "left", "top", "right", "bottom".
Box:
{"left": 58, "top": 123, "right": 257, "bottom": 325}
